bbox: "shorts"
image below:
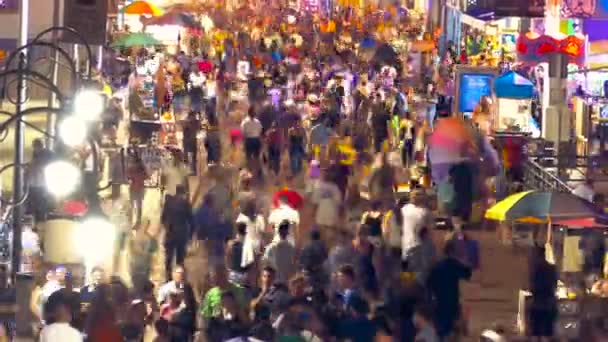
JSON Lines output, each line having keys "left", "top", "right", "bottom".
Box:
{"left": 244, "top": 137, "right": 261, "bottom": 158}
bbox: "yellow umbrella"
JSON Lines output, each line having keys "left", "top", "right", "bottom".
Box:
{"left": 515, "top": 216, "right": 547, "bottom": 224}
{"left": 485, "top": 191, "right": 532, "bottom": 221}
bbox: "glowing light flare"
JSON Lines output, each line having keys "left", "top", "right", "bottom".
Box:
{"left": 74, "top": 217, "right": 116, "bottom": 264}
{"left": 74, "top": 90, "right": 105, "bottom": 121}
{"left": 44, "top": 161, "right": 81, "bottom": 198}
{"left": 59, "top": 116, "right": 87, "bottom": 147}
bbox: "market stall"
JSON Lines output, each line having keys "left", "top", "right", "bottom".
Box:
{"left": 493, "top": 71, "right": 537, "bottom": 135}
{"left": 518, "top": 219, "right": 608, "bottom": 340}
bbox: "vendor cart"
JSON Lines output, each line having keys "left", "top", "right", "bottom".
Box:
{"left": 518, "top": 220, "right": 608, "bottom": 340}
{"left": 125, "top": 144, "right": 173, "bottom": 190}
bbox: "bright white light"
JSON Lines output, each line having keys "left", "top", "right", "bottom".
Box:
{"left": 74, "top": 90, "right": 105, "bottom": 121}
{"left": 44, "top": 161, "right": 81, "bottom": 198}
{"left": 58, "top": 116, "right": 87, "bottom": 147}
{"left": 75, "top": 217, "right": 116, "bottom": 264}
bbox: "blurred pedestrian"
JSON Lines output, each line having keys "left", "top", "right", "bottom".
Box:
{"left": 40, "top": 291, "right": 82, "bottom": 342}
{"left": 127, "top": 154, "right": 148, "bottom": 228}
{"left": 263, "top": 221, "right": 297, "bottom": 284}
{"left": 528, "top": 245, "right": 557, "bottom": 342}
{"left": 161, "top": 185, "right": 194, "bottom": 278}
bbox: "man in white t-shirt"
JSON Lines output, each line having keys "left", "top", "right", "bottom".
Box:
{"left": 268, "top": 196, "right": 300, "bottom": 245}
{"left": 401, "top": 191, "right": 434, "bottom": 261}
{"left": 241, "top": 109, "right": 263, "bottom": 160}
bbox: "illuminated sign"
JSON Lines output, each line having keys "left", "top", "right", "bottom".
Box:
{"left": 458, "top": 73, "right": 494, "bottom": 112}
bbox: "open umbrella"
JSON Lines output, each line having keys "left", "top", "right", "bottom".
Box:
{"left": 429, "top": 117, "right": 476, "bottom": 150}
{"left": 485, "top": 191, "right": 603, "bottom": 221}
{"left": 111, "top": 32, "right": 160, "bottom": 47}
{"left": 553, "top": 217, "right": 608, "bottom": 228}
{"left": 122, "top": 1, "right": 163, "bottom": 16}
{"left": 144, "top": 11, "right": 198, "bottom": 27}
{"left": 272, "top": 188, "right": 304, "bottom": 209}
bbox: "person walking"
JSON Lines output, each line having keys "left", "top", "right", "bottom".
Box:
{"left": 528, "top": 245, "right": 558, "bottom": 342}
{"left": 399, "top": 112, "right": 415, "bottom": 167}
{"left": 127, "top": 154, "right": 148, "bottom": 228}
{"left": 288, "top": 117, "right": 306, "bottom": 177}
{"left": 241, "top": 108, "right": 263, "bottom": 163}
{"left": 427, "top": 241, "right": 472, "bottom": 340}
{"left": 262, "top": 221, "right": 297, "bottom": 284}
{"left": 161, "top": 185, "right": 194, "bottom": 278}
{"left": 182, "top": 112, "right": 200, "bottom": 175}
{"left": 265, "top": 121, "right": 283, "bottom": 180}
{"left": 226, "top": 223, "right": 249, "bottom": 286}
{"left": 370, "top": 93, "right": 391, "bottom": 153}
{"left": 236, "top": 201, "right": 265, "bottom": 270}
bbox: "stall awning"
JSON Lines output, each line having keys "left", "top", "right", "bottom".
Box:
{"left": 494, "top": 71, "right": 534, "bottom": 99}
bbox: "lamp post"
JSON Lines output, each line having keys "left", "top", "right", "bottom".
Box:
{"left": 13, "top": 0, "right": 29, "bottom": 281}
{"left": 0, "top": 27, "right": 105, "bottom": 283}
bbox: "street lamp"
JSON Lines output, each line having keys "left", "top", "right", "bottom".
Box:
{"left": 58, "top": 116, "right": 88, "bottom": 147}
{"left": 43, "top": 161, "right": 81, "bottom": 198}
{"left": 73, "top": 89, "right": 106, "bottom": 121}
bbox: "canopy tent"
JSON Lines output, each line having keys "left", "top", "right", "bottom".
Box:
{"left": 494, "top": 71, "right": 534, "bottom": 99}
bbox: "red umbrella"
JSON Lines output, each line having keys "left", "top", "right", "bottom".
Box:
{"left": 63, "top": 200, "right": 88, "bottom": 216}
{"left": 272, "top": 188, "right": 304, "bottom": 209}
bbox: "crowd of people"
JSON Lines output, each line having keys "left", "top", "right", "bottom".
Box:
{"left": 0, "top": 8, "right": 524, "bottom": 342}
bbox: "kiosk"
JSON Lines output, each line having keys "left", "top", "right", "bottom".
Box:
{"left": 494, "top": 71, "right": 537, "bottom": 135}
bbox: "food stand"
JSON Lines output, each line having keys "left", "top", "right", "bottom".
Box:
{"left": 518, "top": 219, "right": 608, "bottom": 340}
{"left": 493, "top": 71, "right": 537, "bottom": 135}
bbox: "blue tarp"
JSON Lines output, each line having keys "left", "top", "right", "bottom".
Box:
{"left": 494, "top": 71, "right": 534, "bottom": 99}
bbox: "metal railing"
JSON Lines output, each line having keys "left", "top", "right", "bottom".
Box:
{"left": 523, "top": 158, "right": 573, "bottom": 192}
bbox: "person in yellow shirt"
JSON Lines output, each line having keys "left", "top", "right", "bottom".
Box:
{"left": 399, "top": 112, "right": 415, "bottom": 167}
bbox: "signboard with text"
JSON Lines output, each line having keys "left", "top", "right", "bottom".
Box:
{"left": 63, "top": 0, "right": 108, "bottom": 45}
